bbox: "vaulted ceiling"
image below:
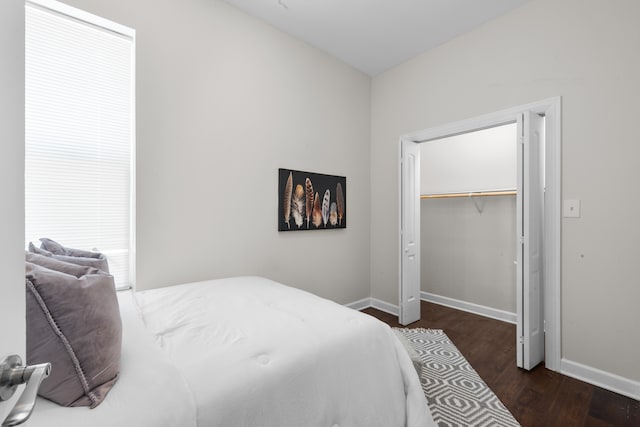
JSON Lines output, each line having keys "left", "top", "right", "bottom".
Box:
{"left": 222, "top": 0, "right": 530, "bottom": 76}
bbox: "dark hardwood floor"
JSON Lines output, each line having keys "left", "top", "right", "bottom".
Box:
{"left": 362, "top": 301, "right": 640, "bottom": 427}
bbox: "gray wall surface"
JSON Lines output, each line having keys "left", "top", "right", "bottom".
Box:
{"left": 421, "top": 197, "right": 517, "bottom": 313}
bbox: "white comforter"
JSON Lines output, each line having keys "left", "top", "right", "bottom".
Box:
{"left": 135, "top": 276, "right": 432, "bottom": 427}
{"left": 26, "top": 290, "right": 197, "bottom": 427}
{"left": 26, "top": 276, "right": 433, "bottom": 427}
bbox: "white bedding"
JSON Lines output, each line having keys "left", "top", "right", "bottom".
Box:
{"left": 135, "top": 276, "right": 433, "bottom": 427}
{"left": 26, "top": 290, "right": 197, "bottom": 427}
{"left": 26, "top": 276, "right": 433, "bottom": 427}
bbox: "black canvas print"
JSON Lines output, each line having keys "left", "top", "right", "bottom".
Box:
{"left": 278, "top": 168, "right": 346, "bottom": 231}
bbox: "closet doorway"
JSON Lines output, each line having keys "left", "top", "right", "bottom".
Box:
{"left": 420, "top": 122, "right": 518, "bottom": 325}
{"left": 399, "top": 98, "right": 561, "bottom": 372}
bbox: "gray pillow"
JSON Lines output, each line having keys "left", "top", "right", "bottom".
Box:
{"left": 39, "top": 237, "right": 103, "bottom": 259}
{"left": 29, "top": 241, "right": 110, "bottom": 273}
{"left": 26, "top": 261, "right": 122, "bottom": 408}
{"left": 28, "top": 243, "right": 53, "bottom": 257}
{"left": 25, "top": 251, "right": 102, "bottom": 277}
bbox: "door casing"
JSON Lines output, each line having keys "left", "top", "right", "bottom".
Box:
{"left": 399, "top": 97, "right": 561, "bottom": 372}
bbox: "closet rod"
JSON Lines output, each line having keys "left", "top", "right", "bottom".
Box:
{"left": 420, "top": 190, "right": 517, "bottom": 199}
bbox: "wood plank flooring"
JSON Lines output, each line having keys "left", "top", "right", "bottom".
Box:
{"left": 362, "top": 301, "right": 640, "bottom": 427}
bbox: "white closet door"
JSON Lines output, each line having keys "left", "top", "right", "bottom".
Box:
{"left": 400, "top": 139, "right": 421, "bottom": 325}
{"left": 516, "top": 112, "right": 545, "bottom": 370}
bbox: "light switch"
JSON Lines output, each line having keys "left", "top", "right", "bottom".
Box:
{"left": 563, "top": 199, "right": 580, "bottom": 218}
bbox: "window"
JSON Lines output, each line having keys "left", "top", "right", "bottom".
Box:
{"left": 25, "top": 0, "right": 135, "bottom": 290}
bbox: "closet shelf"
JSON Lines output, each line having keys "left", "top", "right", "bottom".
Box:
{"left": 420, "top": 190, "right": 517, "bottom": 199}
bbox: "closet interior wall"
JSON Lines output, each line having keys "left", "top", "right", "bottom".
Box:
{"left": 420, "top": 195, "right": 517, "bottom": 314}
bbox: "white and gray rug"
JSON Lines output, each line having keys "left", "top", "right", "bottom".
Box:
{"left": 395, "top": 328, "right": 520, "bottom": 427}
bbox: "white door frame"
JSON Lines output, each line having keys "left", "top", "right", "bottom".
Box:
{"left": 399, "top": 96, "right": 562, "bottom": 372}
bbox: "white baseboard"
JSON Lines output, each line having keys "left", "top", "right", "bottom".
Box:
{"left": 345, "top": 298, "right": 400, "bottom": 316}
{"left": 345, "top": 297, "right": 399, "bottom": 316}
{"left": 348, "top": 293, "right": 513, "bottom": 323}
{"left": 371, "top": 298, "right": 399, "bottom": 316}
{"left": 560, "top": 358, "right": 640, "bottom": 401}
{"left": 421, "top": 291, "right": 517, "bottom": 324}
{"left": 345, "top": 297, "right": 371, "bottom": 311}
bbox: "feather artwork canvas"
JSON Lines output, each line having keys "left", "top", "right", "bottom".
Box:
{"left": 278, "top": 169, "right": 346, "bottom": 231}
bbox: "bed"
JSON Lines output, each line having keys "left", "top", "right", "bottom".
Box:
{"left": 26, "top": 276, "right": 433, "bottom": 426}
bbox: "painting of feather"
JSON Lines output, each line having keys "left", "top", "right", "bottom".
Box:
{"left": 283, "top": 171, "right": 293, "bottom": 229}
{"left": 278, "top": 169, "right": 346, "bottom": 231}
{"left": 336, "top": 182, "right": 345, "bottom": 226}
{"left": 321, "top": 189, "right": 330, "bottom": 227}
{"left": 305, "top": 178, "right": 314, "bottom": 229}
{"left": 312, "top": 192, "right": 323, "bottom": 228}
{"left": 292, "top": 184, "right": 305, "bottom": 228}
{"left": 329, "top": 202, "right": 338, "bottom": 226}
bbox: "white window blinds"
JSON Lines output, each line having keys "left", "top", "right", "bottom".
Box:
{"left": 25, "top": 1, "right": 135, "bottom": 290}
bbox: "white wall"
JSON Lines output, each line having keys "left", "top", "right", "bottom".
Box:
{"left": 0, "top": 0, "right": 25, "bottom": 420}
{"left": 62, "top": 0, "right": 372, "bottom": 304}
{"left": 421, "top": 197, "right": 517, "bottom": 313}
{"left": 421, "top": 123, "right": 517, "bottom": 195}
{"left": 371, "top": 0, "right": 640, "bottom": 384}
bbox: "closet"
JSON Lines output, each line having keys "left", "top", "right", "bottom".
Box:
{"left": 420, "top": 123, "right": 518, "bottom": 319}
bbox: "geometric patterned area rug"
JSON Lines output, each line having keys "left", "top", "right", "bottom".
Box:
{"left": 395, "top": 328, "right": 520, "bottom": 427}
